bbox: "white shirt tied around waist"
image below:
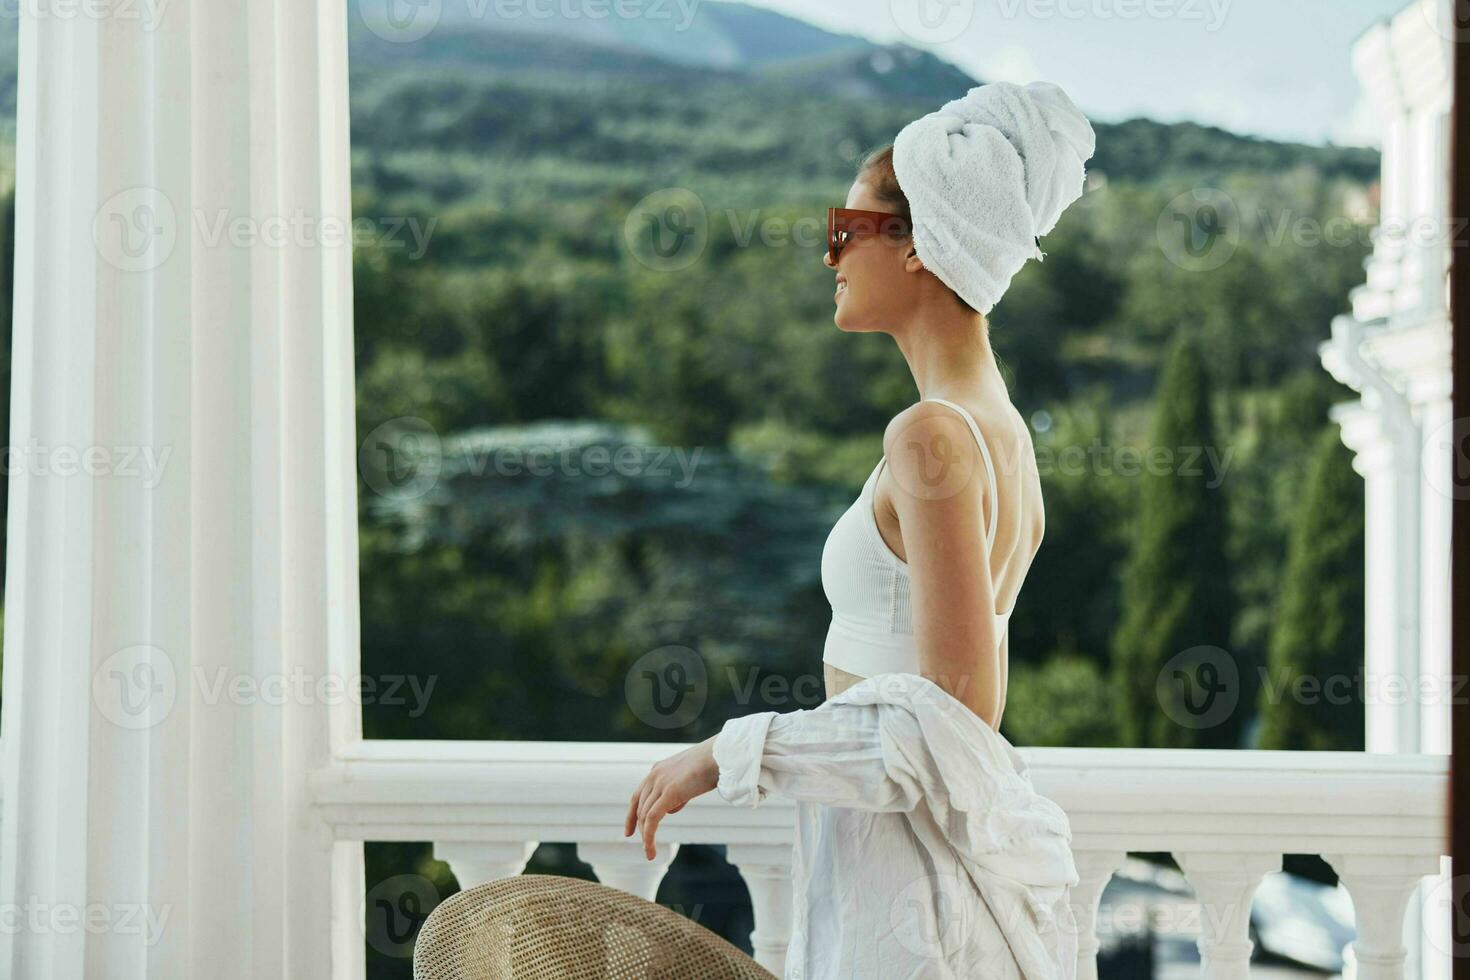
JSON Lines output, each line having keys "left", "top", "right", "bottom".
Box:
{"left": 713, "top": 672, "right": 1079, "bottom": 980}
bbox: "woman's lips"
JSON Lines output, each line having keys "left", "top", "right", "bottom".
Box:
{"left": 835, "top": 277, "right": 848, "bottom": 301}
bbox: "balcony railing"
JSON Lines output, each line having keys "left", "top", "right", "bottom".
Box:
{"left": 311, "top": 740, "right": 1450, "bottom": 979}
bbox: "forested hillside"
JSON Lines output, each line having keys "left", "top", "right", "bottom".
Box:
{"left": 340, "top": 7, "right": 1374, "bottom": 752}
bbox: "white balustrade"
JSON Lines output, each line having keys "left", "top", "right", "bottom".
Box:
{"left": 725, "top": 843, "right": 795, "bottom": 974}
{"left": 309, "top": 740, "right": 1451, "bottom": 979}
{"left": 435, "top": 842, "right": 539, "bottom": 890}
{"left": 1174, "top": 851, "right": 1280, "bottom": 980}
{"left": 1071, "top": 849, "right": 1128, "bottom": 980}
{"left": 578, "top": 842, "right": 680, "bottom": 902}
{"left": 1325, "top": 852, "right": 1448, "bottom": 980}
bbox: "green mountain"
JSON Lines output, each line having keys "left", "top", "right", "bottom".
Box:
{"left": 346, "top": 2, "right": 979, "bottom": 109}
{"left": 343, "top": 7, "right": 1378, "bottom": 210}
{"left": 0, "top": 4, "right": 1379, "bottom": 188}
{"left": 352, "top": 0, "right": 873, "bottom": 71}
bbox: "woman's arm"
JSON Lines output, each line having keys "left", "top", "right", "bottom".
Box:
{"left": 882, "top": 401, "right": 1003, "bottom": 727}
{"left": 624, "top": 698, "right": 927, "bottom": 859}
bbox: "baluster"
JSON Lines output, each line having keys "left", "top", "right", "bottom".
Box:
{"left": 1071, "top": 849, "right": 1128, "bottom": 980}
{"left": 435, "top": 840, "right": 538, "bottom": 889}
{"left": 579, "top": 841, "right": 679, "bottom": 902}
{"left": 1324, "top": 852, "right": 1444, "bottom": 980}
{"left": 1175, "top": 851, "right": 1280, "bottom": 980}
{"left": 726, "top": 843, "right": 793, "bottom": 976}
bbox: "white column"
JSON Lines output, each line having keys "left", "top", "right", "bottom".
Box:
{"left": 437, "top": 842, "right": 539, "bottom": 890}
{"left": 1175, "top": 851, "right": 1280, "bottom": 980}
{"left": 1325, "top": 852, "right": 1444, "bottom": 980}
{"left": 0, "top": 0, "right": 360, "bottom": 977}
{"left": 726, "top": 843, "right": 793, "bottom": 976}
{"left": 1069, "top": 849, "right": 1126, "bottom": 980}
{"left": 579, "top": 842, "right": 679, "bottom": 902}
{"left": 1332, "top": 397, "right": 1421, "bottom": 754}
{"left": 1414, "top": 379, "right": 1455, "bottom": 758}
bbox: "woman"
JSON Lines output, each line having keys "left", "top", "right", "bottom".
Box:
{"left": 625, "top": 81, "right": 1096, "bottom": 979}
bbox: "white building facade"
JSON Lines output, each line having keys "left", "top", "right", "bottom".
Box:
{"left": 1318, "top": 1, "right": 1457, "bottom": 978}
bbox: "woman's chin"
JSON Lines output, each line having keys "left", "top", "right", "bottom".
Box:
{"left": 833, "top": 309, "right": 874, "bottom": 333}
{"left": 833, "top": 300, "right": 859, "bottom": 332}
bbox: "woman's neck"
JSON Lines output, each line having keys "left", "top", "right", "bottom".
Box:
{"left": 890, "top": 304, "right": 997, "bottom": 402}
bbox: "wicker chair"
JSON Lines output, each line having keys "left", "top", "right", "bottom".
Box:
{"left": 413, "top": 873, "right": 779, "bottom": 980}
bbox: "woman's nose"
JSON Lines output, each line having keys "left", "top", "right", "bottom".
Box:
{"left": 822, "top": 249, "right": 836, "bottom": 270}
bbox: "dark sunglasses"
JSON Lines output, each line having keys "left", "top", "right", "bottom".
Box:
{"left": 827, "top": 207, "right": 912, "bottom": 265}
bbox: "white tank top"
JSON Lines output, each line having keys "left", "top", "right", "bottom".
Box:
{"left": 820, "top": 397, "right": 1014, "bottom": 678}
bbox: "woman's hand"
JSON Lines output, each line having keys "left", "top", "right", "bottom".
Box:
{"left": 624, "top": 736, "right": 719, "bottom": 860}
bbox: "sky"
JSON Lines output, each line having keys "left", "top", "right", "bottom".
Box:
{"left": 729, "top": 0, "right": 1431, "bottom": 147}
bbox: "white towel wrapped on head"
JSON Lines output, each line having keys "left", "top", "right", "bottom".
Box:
{"left": 893, "top": 80, "right": 1096, "bottom": 316}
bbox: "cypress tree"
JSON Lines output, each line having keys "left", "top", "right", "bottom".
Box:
{"left": 1111, "top": 334, "right": 1239, "bottom": 748}
{"left": 1257, "top": 429, "right": 1366, "bottom": 751}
